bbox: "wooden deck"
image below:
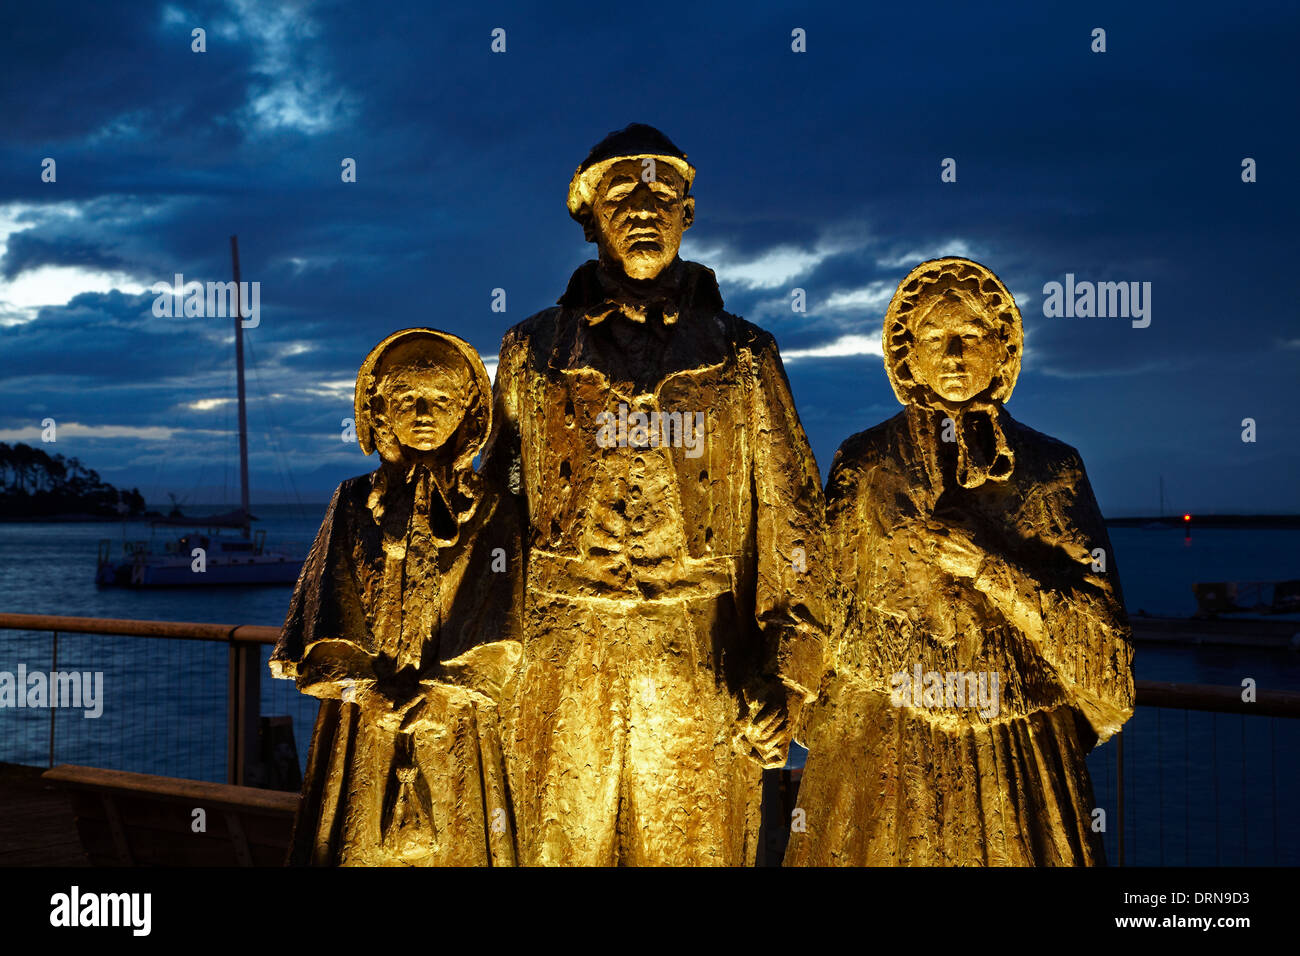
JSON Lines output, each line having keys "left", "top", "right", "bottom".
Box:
{"left": 0, "top": 762, "right": 88, "bottom": 866}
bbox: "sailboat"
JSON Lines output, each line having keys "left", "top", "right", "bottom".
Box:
{"left": 95, "top": 237, "right": 305, "bottom": 588}
{"left": 1141, "top": 476, "right": 1173, "bottom": 529}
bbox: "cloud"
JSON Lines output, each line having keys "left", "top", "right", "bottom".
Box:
{"left": 0, "top": 3, "right": 1295, "bottom": 513}
{"left": 221, "top": 0, "right": 357, "bottom": 135}
{"left": 1036, "top": 360, "right": 1178, "bottom": 381}
{"left": 875, "top": 239, "right": 981, "bottom": 270}
{"left": 0, "top": 422, "right": 183, "bottom": 441}
{"left": 0, "top": 201, "right": 156, "bottom": 320}
{"left": 780, "top": 334, "right": 883, "bottom": 362}
{"left": 685, "top": 242, "right": 828, "bottom": 291}
{"left": 685, "top": 234, "right": 866, "bottom": 291}
{"left": 822, "top": 281, "right": 895, "bottom": 315}
{"left": 0, "top": 265, "right": 149, "bottom": 313}
{"left": 186, "top": 398, "right": 235, "bottom": 411}
{"left": 0, "top": 231, "right": 126, "bottom": 280}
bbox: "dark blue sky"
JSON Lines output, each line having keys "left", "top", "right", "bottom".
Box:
{"left": 1, "top": 0, "right": 1296, "bottom": 515}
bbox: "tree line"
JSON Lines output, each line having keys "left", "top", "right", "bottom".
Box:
{"left": 0, "top": 443, "right": 146, "bottom": 518}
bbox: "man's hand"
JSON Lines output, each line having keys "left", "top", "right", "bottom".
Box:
{"left": 735, "top": 681, "right": 804, "bottom": 769}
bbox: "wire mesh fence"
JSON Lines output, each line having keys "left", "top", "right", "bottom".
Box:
{"left": 0, "top": 621, "right": 317, "bottom": 786}
{"left": 1087, "top": 705, "right": 1299, "bottom": 866}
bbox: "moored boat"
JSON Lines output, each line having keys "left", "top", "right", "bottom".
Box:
{"left": 95, "top": 236, "right": 305, "bottom": 589}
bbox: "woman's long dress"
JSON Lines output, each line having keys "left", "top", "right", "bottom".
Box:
{"left": 786, "top": 405, "right": 1133, "bottom": 866}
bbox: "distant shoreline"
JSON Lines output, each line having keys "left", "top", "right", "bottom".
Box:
{"left": 1106, "top": 515, "right": 1300, "bottom": 529}
{"left": 3, "top": 511, "right": 1299, "bottom": 528}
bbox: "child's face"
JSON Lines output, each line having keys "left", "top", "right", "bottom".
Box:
{"left": 379, "top": 365, "right": 467, "bottom": 453}
{"left": 910, "top": 299, "right": 1000, "bottom": 404}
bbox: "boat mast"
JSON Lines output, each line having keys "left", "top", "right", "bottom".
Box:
{"left": 231, "top": 235, "right": 251, "bottom": 540}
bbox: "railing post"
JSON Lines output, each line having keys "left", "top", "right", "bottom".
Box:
{"left": 48, "top": 631, "right": 58, "bottom": 769}
{"left": 1116, "top": 730, "right": 1125, "bottom": 866}
{"left": 226, "top": 641, "right": 262, "bottom": 786}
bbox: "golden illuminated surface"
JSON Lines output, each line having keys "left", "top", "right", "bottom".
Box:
{"left": 486, "top": 124, "right": 828, "bottom": 865}
{"left": 785, "top": 258, "right": 1134, "bottom": 866}
{"left": 271, "top": 328, "right": 523, "bottom": 866}
{"left": 267, "top": 148, "right": 1128, "bottom": 869}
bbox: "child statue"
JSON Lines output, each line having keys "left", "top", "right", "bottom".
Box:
{"left": 270, "top": 328, "right": 522, "bottom": 866}
{"left": 786, "top": 258, "right": 1133, "bottom": 866}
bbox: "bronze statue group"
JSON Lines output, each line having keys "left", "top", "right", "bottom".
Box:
{"left": 270, "top": 124, "right": 1134, "bottom": 867}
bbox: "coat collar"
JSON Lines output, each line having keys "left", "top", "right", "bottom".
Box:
{"left": 558, "top": 258, "right": 724, "bottom": 320}
{"left": 548, "top": 259, "right": 733, "bottom": 395}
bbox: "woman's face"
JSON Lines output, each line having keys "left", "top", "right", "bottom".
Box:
{"left": 377, "top": 365, "right": 467, "bottom": 453}
{"left": 909, "top": 297, "right": 1001, "bottom": 404}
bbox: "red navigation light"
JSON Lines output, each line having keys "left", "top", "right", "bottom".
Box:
{"left": 1183, "top": 514, "right": 1191, "bottom": 522}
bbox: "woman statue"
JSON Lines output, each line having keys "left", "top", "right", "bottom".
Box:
{"left": 271, "top": 328, "right": 522, "bottom": 866}
{"left": 786, "top": 258, "right": 1133, "bottom": 866}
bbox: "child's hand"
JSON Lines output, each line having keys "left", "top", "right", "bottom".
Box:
{"left": 369, "top": 683, "right": 428, "bottom": 732}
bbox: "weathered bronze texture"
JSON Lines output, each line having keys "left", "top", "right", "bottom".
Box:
{"left": 487, "top": 124, "right": 828, "bottom": 865}
{"left": 271, "top": 328, "right": 522, "bottom": 866}
{"left": 786, "top": 258, "right": 1134, "bottom": 866}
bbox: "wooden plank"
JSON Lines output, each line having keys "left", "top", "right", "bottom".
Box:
{"left": 74, "top": 822, "right": 238, "bottom": 867}
{"left": 69, "top": 795, "right": 293, "bottom": 846}
{"left": 43, "top": 765, "right": 300, "bottom": 814}
{"left": 69, "top": 809, "right": 291, "bottom": 866}
{"left": 42, "top": 764, "right": 297, "bottom": 867}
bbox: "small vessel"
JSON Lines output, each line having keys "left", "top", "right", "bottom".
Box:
{"left": 96, "top": 237, "right": 305, "bottom": 588}
{"left": 95, "top": 517, "right": 303, "bottom": 588}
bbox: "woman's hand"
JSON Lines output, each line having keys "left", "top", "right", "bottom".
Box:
{"left": 929, "top": 523, "right": 984, "bottom": 580}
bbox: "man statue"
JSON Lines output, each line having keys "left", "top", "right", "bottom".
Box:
{"left": 486, "top": 123, "right": 827, "bottom": 865}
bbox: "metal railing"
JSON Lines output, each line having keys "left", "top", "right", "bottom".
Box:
{"left": 0, "top": 613, "right": 298, "bottom": 788}
{"left": 1093, "top": 683, "right": 1300, "bottom": 866}
{"left": 2, "top": 613, "right": 1298, "bottom": 864}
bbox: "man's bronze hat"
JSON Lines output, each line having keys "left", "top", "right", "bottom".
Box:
{"left": 566, "top": 123, "right": 696, "bottom": 221}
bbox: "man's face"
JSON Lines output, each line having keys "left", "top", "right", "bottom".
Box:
{"left": 910, "top": 298, "right": 1001, "bottom": 404}
{"left": 587, "top": 158, "right": 693, "bottom": 281}
{"left": 378, "top": 366, "right": 467, "bottom": 453}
